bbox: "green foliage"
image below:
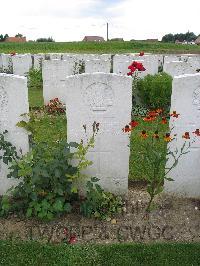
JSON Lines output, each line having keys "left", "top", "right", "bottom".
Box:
{"left": 36, "top": 37, "right": 55, "bottom": 42}
{"left": 136, "top": 73, "right": 172, "bottom": 110}
{"left": 0, "top": 34, "right": 9, "bottom": 42}
{"left": 162, "top": 31, "right": 198, "bottom": 43}
{"left": 0, "top": 114, "right": 101, "bottom": 220}
{"left": 80, "top": 177, "right": 123, "bottom": 220}
{"left": 0, "top": 41, "right": 200, "bottom": 54}
{"left": 0, "top": 130, "right": 79, "bottom": 219}
{"left": 132, "top": 105, "right": 149, "bottom": 117}
{"left": 28, "top": 68, "right": 43, "bottom": 91}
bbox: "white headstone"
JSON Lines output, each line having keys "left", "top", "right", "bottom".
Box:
{"left": 113, "top": 54, "right": 134, "bottom": 75}
{"left": 49, "top": 53, "right": 62, "bottom": 60}
{"left": 163, "top": 61, "right": 195, "bottom": 77}
{"left": 0, "top": 54, "right": 13, "bottom": 73}
{"left": 164, "top": 55, "right": 181, "bottom": 64}
{"left": 0, "top": 74, "right": 29, "bottom": 195}
{"left": 33, "top": 54, "right": 45, "bottom": 70}
{"left": 85, "top": 59, "right": 111, "bottom": 73}
{"left": 165, "top": 73, "right": 200, "bottom": 198}
{"left": 12, "top": 54, "right": 32, "bottom": 76}
{"left": 42, "top": 59, "right": 75, "bottom": 104}
{"left": 65, "top": 73, "right": 132, "bottom": 195}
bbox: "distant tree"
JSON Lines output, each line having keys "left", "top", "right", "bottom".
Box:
{"left": 0, "top": 33, "right": 9, "bottom": 42}
{"left": 162, "top": 34, "right": 174, "bottom": 43}
{"left": 15, "top": 33, "right": 24, "bottom": 38}
{"left": 184, "top": 31, "right": 197, "bottom": 41}
{"left": 36, "top": 37, "right": 55, "bottom": 42}
{"left": 162, "top": 31, "right": 198, "bottom": 43}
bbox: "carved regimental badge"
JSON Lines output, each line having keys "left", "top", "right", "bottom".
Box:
{"left": 84, "top": 82, "right": 114, "bottom": 111}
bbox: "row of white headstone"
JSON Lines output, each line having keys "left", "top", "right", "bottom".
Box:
{"left": 0, "top": 53, "right": 160, "bottom": 76}
{"left": 0, "top": 54, "right": 200, "bottom": 198}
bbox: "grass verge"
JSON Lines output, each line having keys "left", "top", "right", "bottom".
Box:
{"left": 0, "top": 241, "right": 199, "bottom": 266}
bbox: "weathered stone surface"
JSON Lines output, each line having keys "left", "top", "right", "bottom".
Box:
{"left": 0, "top": 74, "right": 29, "bottom": 195}
{"left": 65, "top": 73, "right": 132, "bottom": 195}
{"left": 12, "top": 54, "right": 32, "bottom": 76}
{"left": 113, "top": 54, "right": 134, "bottom": 75}
{"left": 33, "top": 54, "right": 45, "bottom": 69}
{"left": 85, "top": 59, "right": 111, "bottom": 73}
{"left": 0, "top": 54, "right": 13, "bottom": 73}
{"left": 49, "top": 53, "right": 62, "bottom": 60}
{"left": 165, "top": 73, "right": 200, "bottom": 198}
{"left": 42, "top": 59, "right": 75, "bottom": 104}
{"left": 163, "top": 61, "right": 195, "bottom": 77}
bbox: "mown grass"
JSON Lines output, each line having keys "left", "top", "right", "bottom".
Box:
{"left": 1, "top": 41, "right": 200, "bottom": 54}
{"left": 0, "top": 241, "right": 199, "bottom": 266}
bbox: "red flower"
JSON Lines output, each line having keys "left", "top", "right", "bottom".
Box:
{"left": 193, "top": 129, "right": 200, "bottom": 136}
{"left": 127, "top": 72, "right": 133, "bottom": 76}
{"left": 182, "top": 132, "right": 190, "bottom": 139}
{"left": 143, "top": 116, "right": 156, "bottom": 122}
{"left": 127, "top": 61, "right": 146, "bottom": 76}
{"left": 161, "top": 117, "right": 167, "bottom": 124}
{"left": 153, "top": 130, "right": 159, "bottom": 139}
{"left": 63, "top": 228, "right": 68, "bottom": 235}
{"left": 140, "top": 130, "right": 148, "bottom": 139}
{"left": 129, "top": 120, "right": 139, "bottom": 129}
{"left": 69, "top": 234, "right": 77, "bottom": 244}
{"left": 156, "top": 109, "right": 163, "bottom": 114}
{"left": 128, "top": 65, "right": 137, "bottom": 72}
{"left": 10, "top": 52, "right": 16, "bottom": 56}
{"left": 170, "top": 111, "right": 180, "bottom": 118}
{"left": 164, "top": 133, "right": 173, "bottom": 142}
{"left": 148, "top": 111, "right": 159, "bottom": 117}
{"left": 139, "top": 52, "right": 144, "bottom": 56}
{"left": 123, "top": 125, "right": 131, "bottom": 133}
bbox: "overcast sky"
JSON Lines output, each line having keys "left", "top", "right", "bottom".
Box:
{"left": 1, "top": 0, "right": 199, "bottom": 41}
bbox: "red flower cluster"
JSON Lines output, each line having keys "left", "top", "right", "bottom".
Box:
{"left": 63, "top": 228, "right": 77, "bottom": 244}
{"left": 122, "top": 120, "right": 139, "bottom": 133}
{"left": 45, "top": 98, "right": 65, "bottom": 115}
{"left": 127, "top": 61, "right": 146, "bottom": 76}
{"left": 10, "top": 52, "right": 16, "bottom": 56}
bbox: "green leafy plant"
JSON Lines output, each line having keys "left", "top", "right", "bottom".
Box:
{"left": 136, "top": 73, "right": 172, "bottom": 111}
{"left": 0, "top": 118, "right": 100, "bottom": 220}
{"left": 80, "top": 177, "right": 123, "bottom": 220}
{"left": 132, "top": 104, "right": 149, "bottom": 117}
{"left": 28, "top": 68, "right": 43, "bottom": 91}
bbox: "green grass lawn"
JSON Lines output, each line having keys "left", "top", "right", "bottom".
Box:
{"left": 29, "top": 87, "right": 44, "bottom": 107}
{"left": 0, "top": 241, "right": 199, "bottom": 266}
{"left": 1, "top": 41, "right": 200, "bottom": 54}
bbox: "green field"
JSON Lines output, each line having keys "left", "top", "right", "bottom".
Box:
{"left": 0, "top": 241, "right": 199, "bottom": 266}
{"left": 1, "top": 41, "right": 200, "bottom": 54}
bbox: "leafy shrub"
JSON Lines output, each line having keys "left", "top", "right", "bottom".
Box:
{"left": 0, "top": 117, "right": 102, "bottom": 220}
{"left": 28, "top": 68, "right": 43, "bottom": 90}
{"left": 80, "top": 177, "right": 123, "bottom": 220}
{"left": 0, "top": 130, "right": 79, "bottom": 220}
{"left": 136, "top": 72, "right": 172, "bottom": 110}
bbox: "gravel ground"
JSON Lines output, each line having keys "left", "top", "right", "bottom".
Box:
{"left": 0, "top": 185, "right": 199, "bottom": 244}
